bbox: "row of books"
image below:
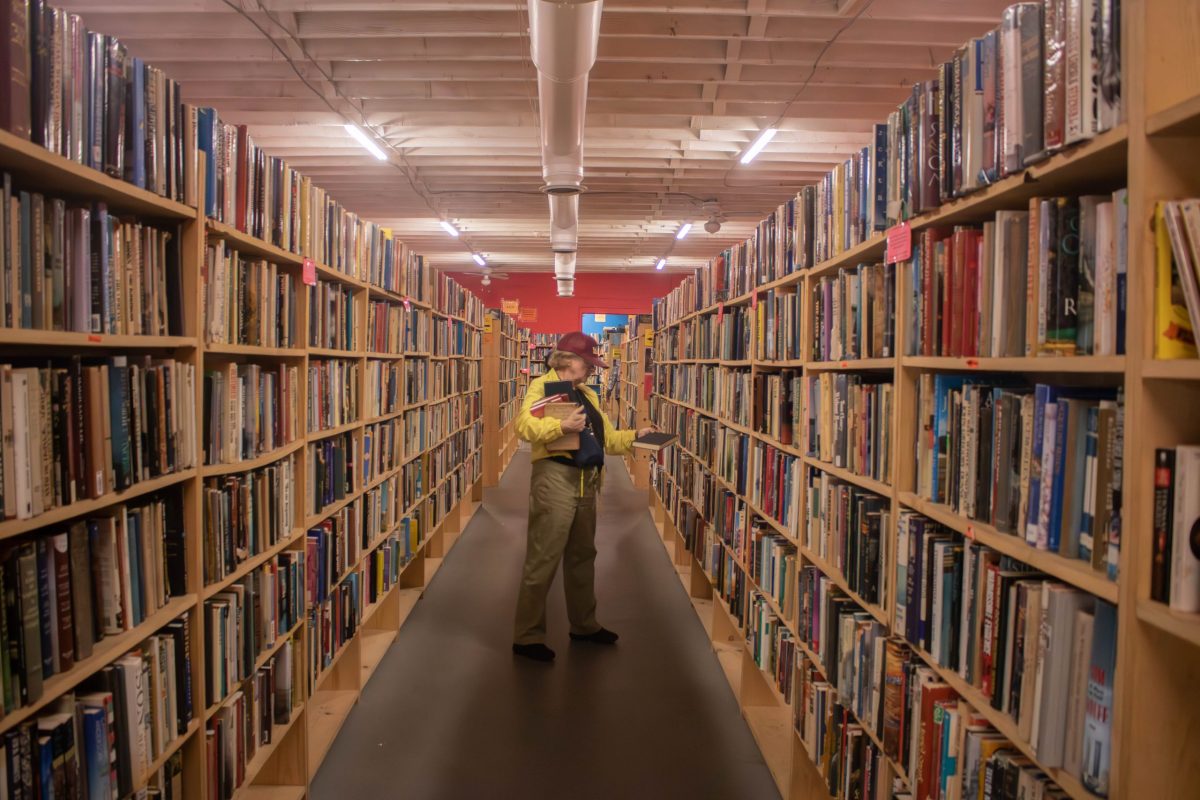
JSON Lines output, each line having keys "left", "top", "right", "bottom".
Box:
{"left": 894, "top": 510, "right": 1116, "bottom": 792}
{"left": 915, "top": 376, "right": 1123, "bottom": 577}
{"left": 805, "top": 374, "right": 893, "bottom": 484}
{"left": 201, "top": 455, "right": 295, "bottom": 586}
{"left": 365, "top": 360, "right": 402, "bottom": 420}
{"left": 308, "top": 433, "right": 355, "bottom": 517}
{"left": 426, "top": 425, "right": 483, "bottom": 492}
{"left": 202, "top": 363, "right": 299, "bottom": 467}
{"left": 1150, "top": 446, "right": 1200, "bottom": 612}
{"left": 307, "top": 501, "right": 361, "bottom": 606}
{"left": 0, "top": 493, "right": 187, "bottom": 713}
{"left": 813, "top": 262, "right": 897, "bottom": 362}
{"left": 2, "top": 3, "right": 189, "bottom": 202}
{"left": 5, "top": 625, "right": 192, "bottom": 800}
{"left": 308, "top": 571, "right": 361, "bottom": 678}
{"left": 362, "top": 475, "right": 399, "bottom": 552}
{"left": 205, "top": 552, "right": 304, "bottom": 705}
{"left": 197, "top": 108, "right": 402, "bottom": 287}
{"left": 366, "top": 299, "right": 404, "bottom": 355}
{"left": 306, "top": 358, "right": 358, "bottom": 433}
{"left": 747, "top": 439, "right": 802, "bottom": 533}
{"left": 433, "top": 274, "right": 484, "bottom": 327}
{"left": 405, "top": 308, "right": 433, "bottom": 354}
{"left": 203, "top": 242, "right": 296, "bottom": 349}
{"left": 0, "top": 357, "right": 195, "bottom": 520}
{"left": 1, "top": 183, "right": 184, "bottom": 337}
{"left": 433, "top": 319, "right": 480, "bottom": 358}
{"left": 802, "top": 476, "right": 890, "bottom": 609}
{"left": 207, "top": 637, "right": 299, "bottom": 800}
{"left": 363, "top": 418, "right": 402, "bottom": 486}
{"left": 754, "top": 289, "right": 803, "bottom": 363}
{"left": 308, "top": 279, "right": 357, "bottom": 352}
{"left": 746, "top": 525, "right": 797, "bottom": 621}
{"left": 905, "top": 191, "right": 1128, "bottom": 359}
{"left": 402, "top": 458, "right": 423, "bottom": 509}
{"left": 746, "top": 591, "right": 797, "bottom": 703}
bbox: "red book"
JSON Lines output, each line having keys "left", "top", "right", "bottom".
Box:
{"left": 235, "top": 125, "right": 249, "bottom": 232}
{"left": 961, "top": 228, "right": 982, "bottom": 358}
{"left": 0, "top": 0, "right": 31, "bottom": 139}
{"left": 917, "top": 679, "right": 957, "bottom": 800}
{"left": 949, "top": 228, "right": 967, "bottom": 358}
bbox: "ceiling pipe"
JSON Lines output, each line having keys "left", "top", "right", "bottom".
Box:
{"left": 528, "top": 0, "right": 602, "bottom": 293}
{"left": 554, "top": 251, "right": 576, "bottom": 297}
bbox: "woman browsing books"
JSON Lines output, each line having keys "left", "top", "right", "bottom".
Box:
{"left": 511, "top": 331, "right": 656, "bottom": 662}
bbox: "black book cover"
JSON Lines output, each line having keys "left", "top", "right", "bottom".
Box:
{"left": 33, "top": 539, "right": 53, "bottom": 679}
{"left": 16, "top": 544, "right": 42, "bottom": 704}
{"left": 103, "top": 37, "right": 127, "bottom": 180}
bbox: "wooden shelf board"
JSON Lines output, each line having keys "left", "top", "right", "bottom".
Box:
{"left": 359, "top": 629, "right": 397, "bottom": 683}
{"left": 801, "top": 547, "right": 890, "bottom": 626}
{"left": 308, "top": 346, "right": 362, "bottom": 359}
{"left": 803, "top": 455, "right": 893, "bottom": 499}
{"left": 206, "top": 618, "right": 305, "bottom": 720}
{"left": 901, "top": 355, "right": 1126, "bottom": 373}
{"left": 714, "top": 642, "right": 744, "bottom": 694}
{"left": 204, "top": 528, "right": 306, "bottom": 599}
{"left": 0, "top": 595, "right": 196, "bottom": 736}
{"left": 898, "top": 492, "right": 1119, "bottom": 604}
{"left": 202, "top": 440, "right": 305, "bottom": 478}
{"left": 306, "top": 420, "right": 361, "bottom": 444}
{"left": 204, "top": 342, "right": 305, "bottom": 359}
{"left": 0, "top": 329, "right": 196, "bottom": 349}
{"left": 1147, "top": 93, "right": 1200, "bottom": 137}
{"left": 206, "top": 221, "right": 302, "bottom": 265}
{"left": 1142, "top": 358, "right": 1200, "bottom": 380}
{"left": 0, "top": 468, "right": 197, "bottom": 542}
{"left": 234, "top": 786, "right": 305, "bottom": 800}
{"left": 0, "top": 130, "right": 196, "bottom": 219}
{"left": 1137, "top": 600, "right": 1200, "bottom": 648}
{"left": 396, "top": 587, "right": 423, "bottom": 629}
{"left": 227, "top": 704, "right": 306, "bottom": 799}
{"left": 307, "top": 690, "right": 359, "bottom": 780}
{"left": 306, "top": 491, "right": 363, "bottom": 530}
{"left": 742, "top": 705, "right": 794, "bottom": 796}
{"left": 805, "top": 357, "right": 896, "bottom": 371}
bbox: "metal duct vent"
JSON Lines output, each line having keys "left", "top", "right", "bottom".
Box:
{"left": 528, "top": 0, "right": 602, "bottom": 292}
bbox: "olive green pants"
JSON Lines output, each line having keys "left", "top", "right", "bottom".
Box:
{"left": 513, "top": 459, "right": 603, "bottom": 645}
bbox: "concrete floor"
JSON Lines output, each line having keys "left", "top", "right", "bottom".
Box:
{"left": 310, "top": 450, "right": 781, "bottom": 800}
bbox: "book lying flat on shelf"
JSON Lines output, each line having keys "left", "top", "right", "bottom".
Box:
{"left": 631, "top": 432, "right": 678, "bottom": 451}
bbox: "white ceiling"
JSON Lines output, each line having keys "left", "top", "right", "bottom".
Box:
{"left": 59, "top": 0, "right": 1012, "bottom": 273}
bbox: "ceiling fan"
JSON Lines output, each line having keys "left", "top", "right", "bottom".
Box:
{"left": 479, "top": 270, "right": 510, "bottom": 287}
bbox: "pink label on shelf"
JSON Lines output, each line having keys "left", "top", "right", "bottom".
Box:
{"left": 717, "top": 302, "right": 725, "bottom": 323}
{"left": 965, "top": 358, "right": 980, "bottom": 368}
{"left": 751, "top": 291, "right": 758, "bottom": 310}
{"left": 88, "top": 335, "right": 101, "bottom": 343}
{"left": 302, "top": 258, "right": 317, "bottom": 286}
{"left": 402, "top": 297, "right": 412, "bottom": 310}
{"left": 885, "top": 222, "right": 912, "bottom": 264}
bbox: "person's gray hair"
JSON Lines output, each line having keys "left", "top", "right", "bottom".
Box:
{"left": 548, "top": 350, "right": 584, "bottom": 371}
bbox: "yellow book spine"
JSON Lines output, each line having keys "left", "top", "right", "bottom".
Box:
{"left": 1154, "top": 201, "right": 1199, "bottom": 359}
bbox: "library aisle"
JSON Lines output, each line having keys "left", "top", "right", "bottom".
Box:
{"left": 310, "top": 450, "right": 779, "bottom": 800}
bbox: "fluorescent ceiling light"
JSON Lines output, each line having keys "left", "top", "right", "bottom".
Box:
{"left": 472, "top": 254, "right": 487, "bottom": 267}
{"left": 344, "top": 123, "right": 388, "bottom": 161}
{"left": 675, "top": 223, "right": 692, "bottom": 240}
{"left": 655, "top": 258, "right": 666, "bottom": 271}
{"left": 739, "top": 128, "right": 778, "bottom": 165}
{"left": 440, "top": 220, "right": 460, "bottom": 237}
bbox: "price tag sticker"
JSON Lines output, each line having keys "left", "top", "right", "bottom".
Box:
{"left": 402, "top": 296, "right": 411, "bottom": 310}
{"left": 964, "top": 524, "right": 975, "bottom": 540}
{"left": 87, "top": 334, "right": 101, "bottom": 343}
{"left": 885, "top": 222, "right": 912, "bottom": 264}
{"left": 717, "top": 302, "right": 725, "bottom": 324}
{"left": 751, "top": 291, "right": 758, "bottom": 310}
{"left": 965, "top": 358, "right": 980, "bottom": 368}
{"left": 302, "top": 258, "right": 317, "bottom": 286}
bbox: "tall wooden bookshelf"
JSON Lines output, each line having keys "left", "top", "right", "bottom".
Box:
{"left": 615, "top": 322, "right": 653, "bottom": 490}
{"left": 0, "top": 123, "right": 487, "bottom": 799}
{"left": 482, "top": 309, "right": 520, "bottom": 487}
{"left": 646, "top": 3, "right": 1200, "bottom": 799}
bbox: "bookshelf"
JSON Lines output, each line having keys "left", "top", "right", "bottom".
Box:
{"left": 614, "top": 321, "right": 653, "bottom": 490}
{"left": 482, "top": 309, "right": 520, "bottom": 487}
{"left": 646, "top": 2, "right": 1200, "bottom": 799}
{"left": 0, "top": 96, "right": 486, "bottom": 800}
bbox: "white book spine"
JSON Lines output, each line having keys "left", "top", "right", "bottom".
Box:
{"left": 1169, "top": 446, "right": 1200, "bottom": 612}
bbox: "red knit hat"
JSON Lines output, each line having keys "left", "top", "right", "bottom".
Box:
{"left": 556, "top": 331, "right": 608, "bottom": 368}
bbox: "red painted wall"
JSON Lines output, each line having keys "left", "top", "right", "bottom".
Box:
{"left": 447, "top": 271, "right": 686, "bottom": 335}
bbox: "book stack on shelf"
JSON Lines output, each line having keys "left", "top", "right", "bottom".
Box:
{"left": 0, "top": 1, "right": 489, "bottom": 795}
{"left": 482, "top": 309, "right": 521, "bottom": 487}
{"left": 637, "top": 1, "right": 1200, "bottom": 798}
{"left": 614, "top": 320, "right": 655, "bottom": 489}
{"left": 528, "top": 333, "right": 556, "bottom": 379}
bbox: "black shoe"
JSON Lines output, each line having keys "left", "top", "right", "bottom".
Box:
{"left": 512, "top": 643, "right": 555, "bottom": 662}
{"left": 569, "top": 627, "right": 619, "bottom": 645}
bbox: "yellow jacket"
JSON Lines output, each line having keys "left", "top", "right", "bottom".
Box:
{"left": 516, "top": 369, "right": 636, "bottom": 462}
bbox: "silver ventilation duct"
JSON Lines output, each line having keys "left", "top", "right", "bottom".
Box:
{"left": 528, "top": 0, "right": 602, "bottom": 294}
